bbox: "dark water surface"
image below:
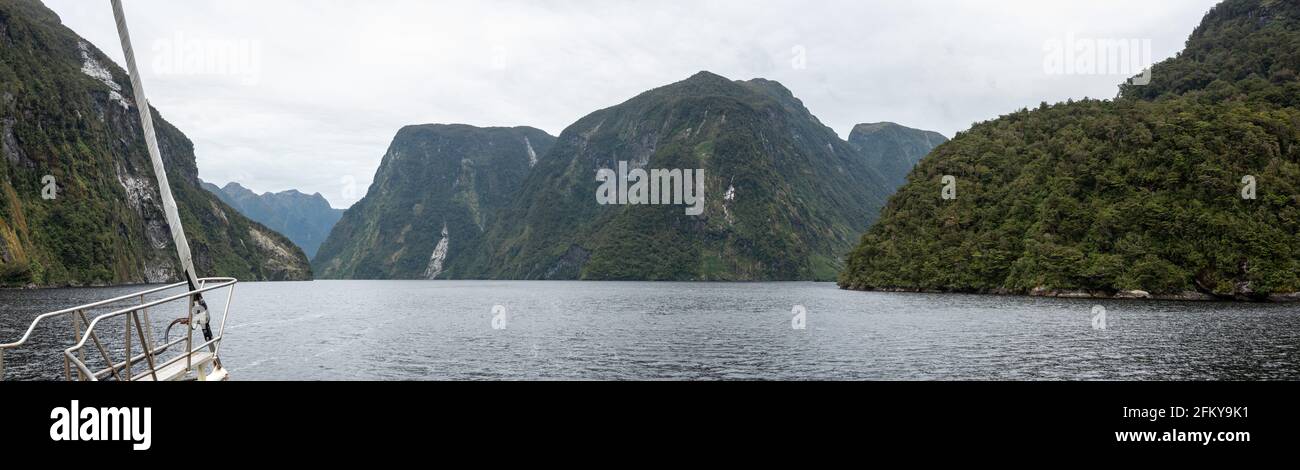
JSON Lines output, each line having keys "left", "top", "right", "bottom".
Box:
{"left": 2, "top": 281, "right": 1297, "bottom": 380}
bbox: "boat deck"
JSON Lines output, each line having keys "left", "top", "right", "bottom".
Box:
{"left": 130, "top": 351, "right": 216, "bottom": 381}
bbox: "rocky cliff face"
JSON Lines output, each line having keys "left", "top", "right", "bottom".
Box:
{"left": 313, "top": 125, "right": 555, "bottom": 279}
{"left": 0, "top": 0, "right": 311, "bottom": 286}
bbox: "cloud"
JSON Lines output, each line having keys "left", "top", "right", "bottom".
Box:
{"left": 44, "top": 0, "right": 1221, "bottom": 208}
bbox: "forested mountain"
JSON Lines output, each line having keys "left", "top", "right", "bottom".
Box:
{"left": 840, "top": 0, "right": 1300, "bottom": 301}
{"left": 0, "top": 0, "right": 311, "bottom": 287}
{"left": 454, "top": 72, "right": 899, "bottom": 281}
{"left": 312, "top": 125, "right": 555, "bottom": 279}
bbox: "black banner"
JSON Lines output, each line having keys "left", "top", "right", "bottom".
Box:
{"left": 1, "top": 381, "right": 1294, "bottom": 459}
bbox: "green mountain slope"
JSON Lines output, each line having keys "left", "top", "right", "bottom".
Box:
{"left": 456, "top": 72, "right": 898, "bottom": 281}
{"left": 840, "top": 0, "right": 1300, "bottom": 301}
{"left": 202, "top": 181, "right": 343, "bottom": 260}
{"left": 0, "top": 0, "right": 311, "bottom": 286}
{"left": 313, "top": 124, "right": 555, "bottom": 279}
{"left": 847, "top": 122, "right": 948, "bottom": 189}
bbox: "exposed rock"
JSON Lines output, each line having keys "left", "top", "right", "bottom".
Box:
{"left": 1268, "top": 292, "right": 1300, "bottom": 302}
{"left": 1151, "top": 291, "right": 1218, "bottom": 302}
{"left": 424, "top": 223, "right": 450, "bottom": 279}
{"left": 1114, "top": 290, "right": 1152, "bottom": 299}
{"left": 77, "top": 41, "right": 131, "bottom": 111}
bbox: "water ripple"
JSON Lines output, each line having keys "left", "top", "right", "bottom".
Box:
{"left": 1, "top": 281, "right": 1298, "bottom": 381}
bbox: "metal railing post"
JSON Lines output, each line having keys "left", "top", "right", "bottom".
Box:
{"left": 71, "top": 312, "right": 84, "bottom": 381}
{"left": 125, "top": 313, "right": 133, "bottom": 380}
{"left": 186, "top": 296, "right": 194, "bottom": 371}
{"left": 78, "top": 310, "right": 121, "bottom": 382}
{"left": 213, "top": 284, "right": 235, "bottom": 359}
{"left": 140, "top": 294, "right": 156, "bottom": 351}
{"left": 131, "top": 311, "right": 159, "bottom": 381}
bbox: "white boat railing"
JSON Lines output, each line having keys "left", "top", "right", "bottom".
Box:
{"left": 0, "top": 278, "right": 237, "bottom": 382}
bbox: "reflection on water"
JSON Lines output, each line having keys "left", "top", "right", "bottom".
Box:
{"left": 2, "top": 280, "right": 1298, "bottom": 380}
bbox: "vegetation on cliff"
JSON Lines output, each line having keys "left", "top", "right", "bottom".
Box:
{"left": 840, "top": 0, "right": 1300, "bottom": 300}
{"left": 0, "top": 0, "right": 311, "bottom": 286}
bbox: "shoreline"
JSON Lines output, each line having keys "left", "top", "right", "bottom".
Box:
{"left": 10, "top": 280, "right": 1300, "bottom": 303}
{"left": 3, "top": 278, "right": 839, "bottom": 291}
{"left": 842, "top": 286, "right": 1300, "bottom": 303}
{"left": 0, "top": 281, "right": 163, "bottom": 291}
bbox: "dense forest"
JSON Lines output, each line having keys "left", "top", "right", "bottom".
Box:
{"left": 840, "top": 0, "right": 1300, "bottom": 300}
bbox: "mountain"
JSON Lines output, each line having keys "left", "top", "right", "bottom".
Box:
{"left": 0, "top": 0, "right": 311, "bottom": 287}
{"left": 313, "top": 124, "right": 556, "bottom": 279}
{"left": 201, "top": 181, "right": 343, "bottom": 259}
{"left": 847, "top": 122, "right": 948, "bottom": 189}
{"left": 840, "top": 0, "right": 1300, "bottom": 301}
{"left": 454, "top": 71, "right": 898, "bottom": 281}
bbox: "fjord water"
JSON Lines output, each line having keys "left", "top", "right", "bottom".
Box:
{"left": 2, "top": 281, "right": 1298, "bottom": 381}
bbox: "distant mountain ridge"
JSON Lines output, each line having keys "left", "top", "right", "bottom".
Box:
{"left": 201, "top": 181, "right": 343, "bottom": 260}
{"left": 848, "top": 122, "right": 948, "bottom": 189}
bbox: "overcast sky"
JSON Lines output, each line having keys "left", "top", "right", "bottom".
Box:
{"left": 45, "top": 0, "right": 1220, "bottom": 208}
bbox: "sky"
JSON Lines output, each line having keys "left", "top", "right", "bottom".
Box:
{"left": 44, "top": 0, "right": 1222, "bottom": 209}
